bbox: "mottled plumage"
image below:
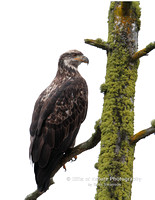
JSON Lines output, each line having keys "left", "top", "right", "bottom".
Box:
{"left": 29, "top": 50, "right": 89, "bottom": 192}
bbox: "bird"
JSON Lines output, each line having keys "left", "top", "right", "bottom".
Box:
{"left": 29, "top": 50, "right": 89, "bottom": 192}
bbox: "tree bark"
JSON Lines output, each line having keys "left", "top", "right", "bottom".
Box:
{"left": 94, "top": 2, "right": 141, "bottom": 200}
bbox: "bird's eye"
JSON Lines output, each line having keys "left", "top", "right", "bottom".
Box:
{"left": 71, "top": 53, "right": 76, "bottom": 57}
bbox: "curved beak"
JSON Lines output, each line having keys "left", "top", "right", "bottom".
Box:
{"left": 74, "top": 55, "right": 89, "bottom": 64}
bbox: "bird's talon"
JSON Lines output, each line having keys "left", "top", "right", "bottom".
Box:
{"left": 63, "top": 164, "right": 67, "bottom": 171}
{"left": 71, "top": 155, "right": 77, "bottom": 162}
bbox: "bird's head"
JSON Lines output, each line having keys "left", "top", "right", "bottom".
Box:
{"left": 58, "top": 50, "right": 89, "bottom": 72}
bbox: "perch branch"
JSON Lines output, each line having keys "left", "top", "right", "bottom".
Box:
{"left": 130, "top": 127, "right": 155, "bottom": 144}
{"left": 132, "top": 42, "right": 155, "bottom": 60}
{"left": 25, "top": 121, "right": 101, "bottom": 200}
{"left": 84, "top": 38, "right": 110, "bottom": 51}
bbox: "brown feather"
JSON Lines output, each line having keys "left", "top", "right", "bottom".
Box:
{"left": 45, "top": 127, "right": 55, "bottom": 148}
{"left": 38, "top": 144, "right": 51, "bottom": 168}
{"left": 32, "top": 136, "right": 44, "bottom": 163}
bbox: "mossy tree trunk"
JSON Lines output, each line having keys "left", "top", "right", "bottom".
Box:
{"left": 87, "top": 2, "right": 141, "bottom": 200}
{"left": 97, "top": 2, "right": 140, "bottom": 200}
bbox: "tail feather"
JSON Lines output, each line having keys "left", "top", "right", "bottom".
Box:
{"left": 34, "top": 153, "right": 63, "bottom": 192}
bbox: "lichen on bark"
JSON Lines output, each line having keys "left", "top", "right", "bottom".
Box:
{"left": 95, "top": 2, "right": 141, "bottom": 200}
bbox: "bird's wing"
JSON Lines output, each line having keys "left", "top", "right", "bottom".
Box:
{"left": 30, "top": 77, "right": 88, "bottom": 168}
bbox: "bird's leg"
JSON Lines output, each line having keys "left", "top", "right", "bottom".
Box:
{"left": 65, "top": 148, "right": 78, "bottom": 162}
{"left": 62, "top": 154, "right": 77, "bottom": 171}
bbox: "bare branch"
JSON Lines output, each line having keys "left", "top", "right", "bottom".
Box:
{"left": 84, "top": 38, "right": 110, "bottom": 51}
{"left": 132, "top": 42, "right": 155, "bottom": 60}
{"left": 25, "top": 121, "right": 101, "bottom": 200}
{"left": 130, "top": 127, "right": 155, "bottom": 144}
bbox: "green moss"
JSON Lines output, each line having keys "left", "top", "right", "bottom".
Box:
{"left": 132, "top": 2, "right": 141, "bottom": 30}
{"left": 95, "top": 162, "right": 99, "bottom": 170}
{"left": 94, "top": 119, "right": 102, "bottom": 130}
{"left": 151, "top": 119, "right": 155, "bottom": 128}
{"left": 100, "top": 83, "right": 108, "bottom": 93}
{"left": 95, "top": 2, "right": 141, "bottom": 200}
{"left": 146, "top": 42, "right": 155, "bottom": 52}
{"left": 96, "top": 38, "right": 104, "bottom": 44}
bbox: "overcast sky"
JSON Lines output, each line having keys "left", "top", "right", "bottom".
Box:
{"left": 0, "top": 0, "right": 155, "bottom": 199}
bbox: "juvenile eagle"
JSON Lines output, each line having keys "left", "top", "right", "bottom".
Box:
{"left": 29, "top": 50, "right": 89, "bottom": 192}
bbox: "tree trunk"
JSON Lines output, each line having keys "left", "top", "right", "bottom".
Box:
{"left": 95, "top": 2, "right": 141, "bottom": 200}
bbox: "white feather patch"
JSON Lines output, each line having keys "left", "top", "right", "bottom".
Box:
{"left": 64, "top": 59, "right": 78, "bottom": 71}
